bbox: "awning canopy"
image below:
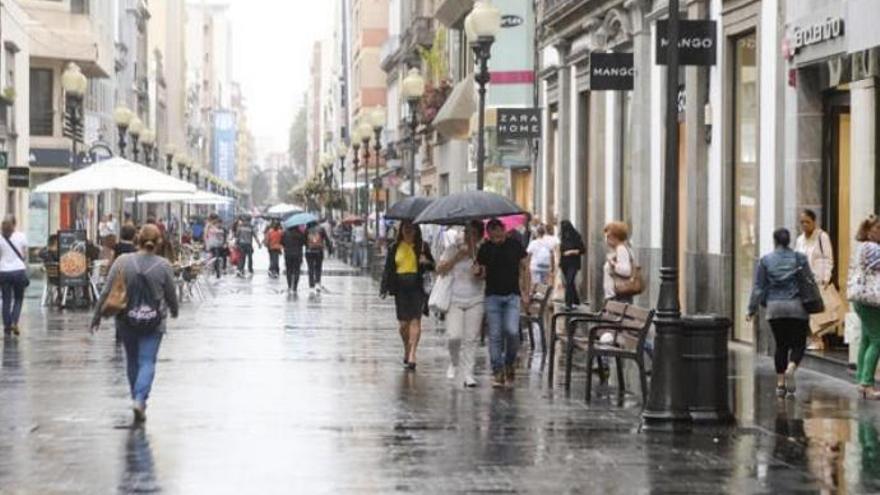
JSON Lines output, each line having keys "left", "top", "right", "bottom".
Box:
{"left": 432, "top": 75, "right": 475, "bottom": 140}
{"left": 266, "top": 203, "right": 303, "bottom": 215}
{"left": 33, "top": 156, "right": 196, "bottom": 194}
{"left": 125, "top": 191, "right": 233, "bottom": 205}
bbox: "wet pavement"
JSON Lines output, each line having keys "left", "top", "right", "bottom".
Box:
{"left": 2, "top": 253, "right": 880, "bottom": 493}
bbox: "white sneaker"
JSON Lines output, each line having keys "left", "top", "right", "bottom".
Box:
{"left": 463, "top": 377, "right": 477, "bottom": 388}
{"left": 446, "top": 364, "right": 456, "bottom": 379}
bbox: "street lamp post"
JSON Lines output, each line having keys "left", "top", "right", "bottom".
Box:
{"left": 358, "top": 120, "right": 373, "bottom": 223}
{"left": 61, "top": 63, "right": 88, "bottom": 169}
{"left": 465, "top": 1, "right": 501, "bottom": 191}
{"left": 402, "top": 68, "right": 425, "bottom": 196}
{"left": 351, "top": 136, "right": 361, "bottom": 216}
{"left": 140, "top": 129, "right": 155, "bottom": 168}
{"left": 165, "top": 144, "right": 176, "bottom": 175}
{"left": 369, "top": 106, "right": 385, "bottom": 240}
{"left": 113, "top": 105, "right": 133, "bottom": 158}
{"left": 337, "top": 143, "right": 348, "bottom": 215}
{"left": 128, "top": 116, "right": 143, "bottom": 163}
{"left": 642, "top": 0, "right": 689, "bottom": 431}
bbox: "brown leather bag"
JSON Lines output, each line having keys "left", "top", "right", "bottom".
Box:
{"left": 100, "top": 268, "right": 128, "bottom": 317}
{"left": 612, "top": 246, "right": 644, "bottom": 297}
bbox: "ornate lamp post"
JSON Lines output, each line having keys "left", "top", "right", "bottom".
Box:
{"left": 465, "top": 0, "right": 501, "bottom": 191}
{"left": 165, "top": 144, "right": 177, "bottom": 175}
{"left": 140, "top": 129, "right": 155, "bottom": 168}
{"left": 128, "top": 116, "right": 144, "bottom": 163}
{"left": 402, "top": 68, "right": 425, "bottom": 196}
{"left": 113, "top": 105, "right": 133, "bottom": 158}
{"left": 369, "top": 106, "right": 385, "bottom": 239}
{"left": 61, "top": 62, "right": 88, "bottom": 169}
{"left": 175, "top": 152, "right": 187, "bottom": 179}
{"left": 351, "top": 131, "right": 362, "bottom": 216}
{"left": 337, "top": 143, "right": 348, "bottom": 214}
{"left": 358, "top": 120, "right": 373, "bottom": 223}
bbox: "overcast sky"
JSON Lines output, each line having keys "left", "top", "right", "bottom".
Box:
{"left": 226, "top": 0, "right": 335, "bottom": 156}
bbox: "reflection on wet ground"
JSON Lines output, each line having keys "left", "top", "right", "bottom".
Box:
{"left": 1, "top": 256, "right": 880, "bottom": 492}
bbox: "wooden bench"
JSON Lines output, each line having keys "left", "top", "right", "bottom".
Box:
{"left": 548, "top": 300, "right": 629, "bottom": 388}
{"left": 570, "top": 305, "right": 655, "bottom": 405}
{"left": 519, "top": 282, "right": 552, "bottom": 352}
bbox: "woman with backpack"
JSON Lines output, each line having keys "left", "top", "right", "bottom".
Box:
{"left": 847, "top": 215, "right": 880, "bottom": 399}
{"left": 305, "top": 221, "right": 332, "bottom": 294}
{"left": 747, "top": 228, "right": 817, "bottom": 397}
{"left": 380, "top": 221, "right": 435, "bottom": 370}
{"left": 91, "top": 224, "right": 179, "bottom": 423}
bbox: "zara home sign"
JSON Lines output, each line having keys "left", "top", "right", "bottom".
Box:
{"left": 656, "top": 20, "right": 718, "bottom": 66}
{"left": 497, "top": 109, "right": 541, "bottom": 139}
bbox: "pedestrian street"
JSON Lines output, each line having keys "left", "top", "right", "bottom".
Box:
{"left": 0, "top": 252, "right": 878, "bottom": 493}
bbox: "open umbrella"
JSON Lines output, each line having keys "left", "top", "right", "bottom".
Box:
{"left": 34, "top": 156, "right": 195, "bottom": 194}
{"left": 283, "top": 212, "right": 318, "bottom": 229}
{"left": 341, "top": 214, "right": 364, "bottom": 225}
{"left": 125, "top": 191, "right": 233, "bottom": 205}
{"left": 414, "top": 191, "right": 526, "bottom": 226}
{"left": 385, "top": 197, "right": 434, "bottom": 221}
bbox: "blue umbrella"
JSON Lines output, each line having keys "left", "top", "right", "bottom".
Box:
{"left": 283, "top": 212, "right": 318, "bottom": 229}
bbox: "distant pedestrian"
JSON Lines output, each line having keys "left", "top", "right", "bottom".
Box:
{"left": 477, "top": 218, "right": 530, "bottom": 388}
{"left": 351, "top": 221, "right": 367, "bottom": 268}
{"left": 305, "top": 221, "right": 332, "bottom": 294}
{"left": 560, "top": 220, "right": 586, "bottom": 310}
{"left": 435, "top": 220, "right": 485, "bottom": 387}
{"left": 114, "top": 224, "right": 138, "bottom": 261}
{"left": 795, "top": 209, "right": 838, "bottom": 347}
{"left": 234, "top": 216, "right": 261, "bottom": 276}
{"left": 282, "top": 225, "right": 307, "bottom": 292}
{"left": 848, "top": 215, "right": 880, "bottom": 400}
{"left": 526, "top": 224, "right": 556, "bottom": 285}
{"left": 0, "top": 216, "right": 28, "bottom": 337}
{"left": 266, "top": 221, "right": 284, "bottom": 279}
{"left": 748, "top": 228, "right": 815, "bottom": 397}
{"left": 603, "top": 221, "right": 635, "bottom": 303}
{"left": 205, "top": 215, "right": 226, "bottom": 278}
{"left": 91, "top": 224, "right": 179, "bottom": 423}
{"left": 380, "top": 220, "right": 435, "bottom": 370}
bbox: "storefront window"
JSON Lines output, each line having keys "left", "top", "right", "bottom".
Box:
{"left": 733, "top": 33, "right": 758, "bottom": 342}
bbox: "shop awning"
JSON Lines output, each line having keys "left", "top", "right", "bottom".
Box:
{"left": 432, "top": 75, "right": 476, "bottom": 140}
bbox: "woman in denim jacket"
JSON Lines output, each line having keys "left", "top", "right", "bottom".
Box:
{"left": 748, "top": 228, "right": 816, "bottom": 397}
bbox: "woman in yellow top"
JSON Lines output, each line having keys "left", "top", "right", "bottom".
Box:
{"left": 380, "top": 221, "right": 435, "bottom": 370}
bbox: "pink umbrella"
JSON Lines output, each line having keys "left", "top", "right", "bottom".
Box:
{"left": 483, "top": 213, "right": 529, "bottom": 232}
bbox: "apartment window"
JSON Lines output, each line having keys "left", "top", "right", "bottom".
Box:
{"left": 29, "top": 68, "right": 54, "bottom": 136}
{"left": 440, "top": 173, "right": 449, "bottom": 196}
{"left": 71, "top": 0, "right": 89, "bottom": 14}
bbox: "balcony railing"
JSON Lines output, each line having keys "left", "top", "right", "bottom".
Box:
{"left": 380, "top": 35, "right": 401, "bottom": 72}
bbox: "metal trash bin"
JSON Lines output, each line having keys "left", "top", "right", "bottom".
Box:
{"left": 681, "top": 315, "right": 734, "bottom": 424}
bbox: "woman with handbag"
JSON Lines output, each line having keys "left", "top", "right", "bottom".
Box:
{"left": 603, "top": 221, "right": 638, "bottom": 303}
{"left": 0, "top": 216, "right": 28, "bottom": 336}
{"left": 380, "top": 221, "right": 435, "bottom": 370}
{"left": 91, "top": 225, "right": 179, "bottom": 423}
{"left": 847, "top": 215, "right": 880, "bottom": 399}
{"left": 435, "top": 221, "right": 485, "bottom": 387}
{"left": 795, "top": 209, "right": 838, "bottom": 348}
{"left": 747, "top": 228, "right": 816, "bottom": 397}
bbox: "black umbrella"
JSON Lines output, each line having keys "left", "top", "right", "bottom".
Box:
{"left": 385, "top": 197, "right": 434, "bottom": 221}
{"left": 413, "top": 191, "right": 526, "bottom": 225}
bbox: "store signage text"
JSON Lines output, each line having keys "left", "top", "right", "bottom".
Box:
{"left": 501, "top": 15, "right": 523, "bottom": 28}
{"left": 792, "top": 17, "right": 844, "bottom": 53}
{"left": 590, "top": 52, "right": 634, "bottom": 91}
{"left": 7, "top": 166, "right": 29, "bottom": 188}
{"left": 656, "top": 20, "right": 718, "bottom": 66}
{"left": 497, "top": 108, "right": 541, "bottom": 139}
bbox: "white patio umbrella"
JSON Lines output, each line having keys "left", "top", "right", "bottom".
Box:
{"left": 125, "top": 191, "right": 233, "bottom": 205}
{"left": 266, "top": 203, "right": 302, "bottom": 215}
{"left": 34, "top": 156, "right": 196, "bottom": 194}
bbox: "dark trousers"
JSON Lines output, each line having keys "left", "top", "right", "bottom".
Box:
{"left": 268, "top": 250, "right": 281, "bottom": 276}
{"left": 0, "top": 270, "right": 26, "bottom": 329}
{"left": 769, "top": 318, "right": 809, "bottom": 374}
{"left": 562, "top": 265, "right": 580, "bottom": 307}
{"left": 211, "top": 247, "right": 225, "bottom": 278}
{"left": 238, "top": 244, "right": 254, "bottom": 274}
{"left": 306, "top": 252, "right": 324, "bottom": 288}
{"left": 285, "top": 255, "right": 303, "bottom": 290}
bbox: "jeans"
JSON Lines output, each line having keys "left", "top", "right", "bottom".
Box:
{"left": 237, "top": 244, "right": 254, "bottom": 273}
{"left": 0, "top": 270, "right": 26, "bottom": 329}
{"left": 268, "top": 250, "right": 281, "bottom": 276}
{"left": 352, "top": 242, "right": 366, "bottom": 268}
{"left": 769, "top": 318, "right": 808, "bottom": 374}
{"left": 285, "top": 255, "right": 302, "bottom": 290}
{"left": 447, "top": 301, "right": 484, "bottom": 382}
{"left": 306, "top": 252, "right": 324, "bottom": 288}
{"left": 531, "top": 268, "right": 550, "bottom": 285}
{"left": 118, "top": 327, "right": 163, "bottom": 405}
{"left": 856, "top": 303, "right": 880, "bottom": 386}
{"left": 210, "top": 247, "right": 225, "bottom": 278}
{"left": 485, "top": 294, "right": 521, "bottom": 372}
{"left": 562, "top": 265, "right": 580, "bottom": 307}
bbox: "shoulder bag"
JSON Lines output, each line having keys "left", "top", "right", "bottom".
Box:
{"left": 795, "top": 260, "right": 824, "bottom": 314}
{"left": 101, "top": 257, "right": 129, "bottom": 317}
{"left": 613, "top": 245, "right": 644, "bottom": 297}
{"left": 3, "top": 234, "right": 29, "bottom": 288}
{"left": 848, "top": 243, "right": 880, "bottom": 307}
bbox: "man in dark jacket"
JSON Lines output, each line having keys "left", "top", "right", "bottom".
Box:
{"left": 282, "top": 226, "right": 307, "bottom": 292}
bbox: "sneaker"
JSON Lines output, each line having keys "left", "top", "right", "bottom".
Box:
{"left": 10, "top": 325, "right": 19, "bottom": 337}
{"left": 504, "top": 365, "right": 516, "bottom": 388}
{"left": 132, "top": 402, "right": 147, "bottom": 423}
{"left": 785, "top": 366, "right": 797, "bottom": 395}
{"left": 776, "top": 386, "right": 787, "bottom": 398}
{"left": 464, "top": 377, "right": 477, "bottom": 388}
{"left": 491, "top": 371, "right": 506, "bottom": 388}
{"left": 446, "top": 364, "right": 456, "bottom": 379}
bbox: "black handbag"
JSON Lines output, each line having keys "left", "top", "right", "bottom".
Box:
{"left": 796, "top": 266, "right": 824, "bottom": 314}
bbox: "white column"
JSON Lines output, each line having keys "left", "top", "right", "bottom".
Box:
{"left": 605, "top": 91, "right": 617, "bottom": 223}
{"left": 850, "top": 79, "right": 877, "bottom": 233}
{"left": 650, "top": 22, "right": 663, "bottom": 249}
{"left": 707, "top": 0, "right": 724, "bottom": 255}
{"left": 758, "top": 0, "right": 779, "bottom": 256}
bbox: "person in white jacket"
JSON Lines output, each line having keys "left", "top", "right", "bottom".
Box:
{"left": 795, "top": 209, "right": 836, "bottom": 345}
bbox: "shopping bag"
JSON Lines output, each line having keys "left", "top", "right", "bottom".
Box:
{"left": 810, "top": 284, "right": 843, "bottom": 335}
{"left": 427, "top": 273, "right": 452, "bottom": 314}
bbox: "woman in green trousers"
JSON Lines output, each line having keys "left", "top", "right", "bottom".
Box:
{"left": 850, "top": 215, "right": 880, "bottom": 398}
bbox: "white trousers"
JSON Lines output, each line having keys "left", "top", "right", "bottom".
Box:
{"left": 447, "top": 300, "right": 484, "bottom": 383}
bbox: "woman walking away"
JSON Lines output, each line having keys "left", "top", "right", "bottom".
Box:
{"left": 380, "top": 220, "right": 435, "bottom": 370}
{"left": 848, "top": 215, "right": 880, "bottom": 399}
{"left": 266, "top": 221, "right": 284, "bottom": 279}
{"left": 526, "top": 225, "right": 555, "bottom": 285}
{"left": 91, "top": 225, "right": 179, "bottom": 423}
{"left": 603, "top": 221, "right": 635, "bottom": 303}
{"left": 560, "top": 220, "right": 586, "bottom": 310}
{"left": 305, "top": 221, "right": 333, "bottom": 294}
{"left": 795, "top": 209, "right": 837, "bottom": 348}
{"left": 436, "top": 220, "right": 485, "bottom": 387}
{"left": 0, "top": 216, "right": 28, "bottom": 336}
{"left": 205, "top": 215, "right": 225, "bottom": 278}
{"left": 748, "top": 228, "right": 814, "bottom": 397}
{"left": 282, "top": 226, "right": 306, "bottom": 292}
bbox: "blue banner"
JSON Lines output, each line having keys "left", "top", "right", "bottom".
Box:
{"left": 212, "top": 110, "right": 237, "bottom": 182}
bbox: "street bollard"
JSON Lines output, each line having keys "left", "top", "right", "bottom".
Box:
{"left": 681, "top": 315, "right": 734, "bottom": 424}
